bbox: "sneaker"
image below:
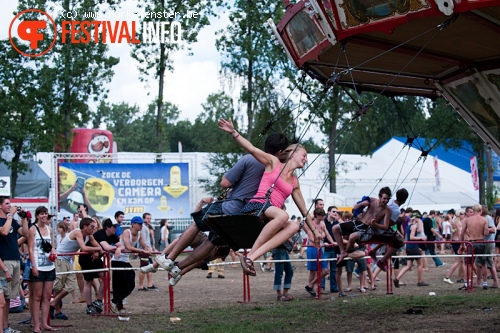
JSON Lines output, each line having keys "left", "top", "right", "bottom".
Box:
{"left": 155, "top": 255, "right": 174, "bottom": 271}
{"left": 169, "top": 274, "right": 182, "bottom": 286}
{"left": 393, "top": 278, "right": 400, "bottom": 288}
{"left": 54, "top": 312, "right": 69, "bottom": 320}
{"left": 169, "top": 264, "right": 181, "bottom": 278}
{"left": 417, "top": 281, "right": 429, "bottom": 286}
{"left": 206, "top": 272, "right": 212, "bottom": 278}
{"left": 436, "top": 263, "right": 446, "bottom": 268}
{"left": 148, "top": 285, "right": 159, "bottom": 291}
{"left": 86, "top": 305, "right": 99, "bottom": 315}
{"left": 376, "top": 260, "right": 387, "bottom": 272}
{"left": 443, "top": 277, "right": 453, "bottom": 285}
{"left": 483, "top": 283, "right": 488, "bottom": 290}
{"left": 218, "top": 275, "right": 225, "bottom": 279}
{"left": 260, "top": 263, "right": 266, "bottom": 272}
{"left": 140, "top": 264, "right": 157, "bottom": 274}
{"left": 92, "top": 300, "right": 103, "bottom": 313}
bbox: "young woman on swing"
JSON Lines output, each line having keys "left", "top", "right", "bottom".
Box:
{"left": 218, "top": 118, "right": 321, "bottom": 276}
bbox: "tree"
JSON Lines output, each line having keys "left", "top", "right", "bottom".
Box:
{"left": 0, "top": 40, "right": 53, "bottom": 195}
{"left": 131, "top": 0, "right": 224, "bottom": 154}
{"left": 215, "top": 0, "right": 292, "bottom": 140}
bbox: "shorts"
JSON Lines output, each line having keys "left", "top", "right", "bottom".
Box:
{"left": 239, "top": 201, "right": 272, "bottom": 215}
{"left": 53, "top": 259, "right": 78, "bottom": 293}
{"left": 306, "top": 246, "right": 327, "bottom": 271}
{"left": 339, "top": 220, "right": 368, "bottom": 236}
{"left": 405, "top": 247, "right": 422, "bottom": 259}
{"left": 346, "top": 258, "right": 367, "bottom": 272}
{"left": 484, "top": 243, "right": 495, "bottom": 268}
{"left": 465, "top": 243, "right": 485, "bottom": 265}
{"left": 139, "top": 253, "right": 153, "bottom": 268}
{"left": 452, "top": 243, "right": 461, "bottom": 255}
{"left": 360, "top": 231, "right": 405, "bottom": 249}
{"left": 79, "top": 254, "right": 104, "bottom": 281}
{"left": 191, "top": 202, "right": 224, "bottom": 232}
{"left": 30, "top": 268, "right": 56, "bottom": 283}
{"left": 1, "top": 260, "right": 20, "bottom": 299}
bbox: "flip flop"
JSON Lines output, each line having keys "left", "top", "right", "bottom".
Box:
{"left": 240, "top": 256, "right": 256, "bottom": 276}
{"left": 280, "top": 294, "right": 294, "bottom": 301}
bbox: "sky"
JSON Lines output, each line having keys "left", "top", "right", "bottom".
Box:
{"left": 1, "top": 1, "right": 231, "bottom": 123}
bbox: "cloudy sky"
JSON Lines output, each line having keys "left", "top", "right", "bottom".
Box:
{"left": 1, "top": 1, "right": 231, "bottom": 122}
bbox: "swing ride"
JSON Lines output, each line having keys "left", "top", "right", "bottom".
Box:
{"left": 271, "top": 0, "right": 500, "bottom": 154}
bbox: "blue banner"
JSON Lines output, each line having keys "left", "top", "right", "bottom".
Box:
{"left": 58, "top": 163, "right": 190, "bottom": 220}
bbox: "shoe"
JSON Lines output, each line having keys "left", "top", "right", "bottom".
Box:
{"left": 305, "top": 285, "right": 316, "bottom": 297}
{"left": 393, "top": 278, "right": 400, "bottom": 288}
{"left": 218, "top": 275, "right": 225, "bottom": 279}
{"left": 140, "top": 264, "right": 157, "bottom": 273}
{"left": 292, "top": 266, "right": 297, "bottom": 271}
{"left": 86, "top": 305, "right": 99, "bottom": 315}
{"left": 331, "top": 289, "right": 339, "bottom": 293}
{"left": 398, "top": 282, "right": 406, "bottom": 286}
{"left": 456, "top": 278, "right": 465, "bottom": 283}
{"left": 137, "top": 287, "right": 148, "bottom": 291}
{"left": 92, "top": 300, "right": 103, "bottom": 313}
{"left": 4, "top": 328, "right": 21, "bottom": 333}
{"left": 260, "top": 263, "right": 266, "bottom": 272}
{"left": 417, "top": 281, "right": 429, "bottom": 286}
{"left": 483, "top": 283, "right": 488, "bottom": 290}
{"left": 436, "top": 263, "right": 445, "bottom": 268}
{"left": 169, "top": 264, "right": 181, "bottom": 278}
{"left": 298, "top": 256, "right": 304, "bottom": 259}
{"left": 338, "top": 292, "right": 347, "bottom": 297}
{"left": 443, "top": 277, "right": 453, "bottom": 285}
{"left": 169, "top": 274, "right": 182, "bottom": 286}
{"left": 148, "top": 285, "right": 159, "bottom": 291}
{"left": 206, "top": 273, "right": 212, "bottom": 278}
{"left": 53, "top": 312, "right": 68, "bottom": 320}
{"left": 376, "top": 260, "right": 387, "bottom": 272}
{"left": 155, "top": 255, "right": 174, "bottom": 271}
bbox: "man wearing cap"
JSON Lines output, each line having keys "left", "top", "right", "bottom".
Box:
{"left": 80, "top": 219, "right": 124, "bottom": 314}
{"left": 0, "top": 196, "right": 29, "bottom": 333}
{"left": 111, "top": 216, "right": 150, "bottom": 314}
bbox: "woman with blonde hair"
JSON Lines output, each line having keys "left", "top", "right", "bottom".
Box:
{"left": 218, "top": 118, "right": 320, "bottom": 276}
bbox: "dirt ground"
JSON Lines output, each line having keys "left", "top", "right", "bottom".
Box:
{"left": 9, "top": 253, "right": 500, "bottom": 332}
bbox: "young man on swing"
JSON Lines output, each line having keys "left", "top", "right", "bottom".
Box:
{"left": 332, "top": 187, "right": 394, "bottom": 265}
{"left": 141, "top": 132, "right": 291, "bottom": 284}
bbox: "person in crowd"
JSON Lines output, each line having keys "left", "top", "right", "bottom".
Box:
{"left": 0, "top": 196, "right": 29, "bottom": 333}
{"left": 113, "top": 211, "right": 125, "bottom": 238}
{"left": 27, "top": 206, "right": 57, "bottom": 332}
{"left": 206, "top": 258, "right": 224, "bottom": 279}
{"left": 111, "top": 216, "right": 150, "bottom": 314}
{"left": 50, "top": 217, "right": 102, "bottom": 320}
{"left": 137, "top": 213, "right": 158, "bottom": 291}
{"left": 460, "top": 204, "right": 488, "bottom": 289}
{"left": 159, "top": 219, "right": 169, "bottom": 252}
{"left": 394, "top": 212, "right": 428, "bottom": 287}
{"left": 218, "top": 118, "right": 320, "bottom": 276}
{"left": 423, "top": 210, "right": 444, "bottom": 267}
{"left": 272, "top": 232, "right": 295, "bottom": 301}
{"left": 443, "top": 210, "right": 466, "bottom": 284}
{"left": 495, "top": 208, "right": 500, "bottom": 273}
{"left": 304, "top": 208, "right": 333, "bottom": 297}
{"left": 321, "top": 206, "right": 339, "bottom": 293}
{"left": 481, "top": 205, "right": 498, "bottom": 288}
{"left": 56, "top": 222, "right": 68, "bottom": 247}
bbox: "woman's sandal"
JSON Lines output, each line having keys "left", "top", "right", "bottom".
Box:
{"left": 280, "top": 294, "right": 294, "bottom": 301}
{"left": 240, "top": 256, "right": 256, "bottom": 276}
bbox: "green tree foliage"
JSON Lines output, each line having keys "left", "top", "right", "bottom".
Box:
{"left": 0, "top": 40, "right": 52, "bottom": 195}
{"left": 215, "top": 0, "right": 292, "bottom": 140}
{"left": 131, "top": 0, "right": 224, "bottom": 153}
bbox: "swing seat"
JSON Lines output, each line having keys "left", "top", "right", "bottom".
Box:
{"left": 205, "top": 214, "right": 266, "bottom": 251}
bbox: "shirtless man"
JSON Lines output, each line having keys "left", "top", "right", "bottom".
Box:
{"left": 460, "top": 204, "right": 488, "bottom": 288}
{"left": 332, "top": 187, "right": 392, "bottom": 264}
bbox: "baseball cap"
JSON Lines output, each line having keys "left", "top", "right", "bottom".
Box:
{"left": 102, "top": 218, "right": 118, "bottom": 228}
{"left": 131, "top": 216, "right": 144, "bottom": 224}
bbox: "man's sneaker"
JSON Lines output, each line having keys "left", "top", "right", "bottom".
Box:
{"left": 4, "top": 328, "right": 21, "bottom": 333}
{"left": 92, "top": 300, "right": 103, "bottom": 312}
{"left": 206, "top": 272, "right": 212, "bottom": 278}
{"left": 393, "top": 278, "right": 400, "bottom": 288}
{"left": 376, "top": 260, "right": 387, "bottom": 272}
{"left": 53, "top": 312, "right": 69, "bottom": 320}
{"left": 417, "top": 281, "right": 429, "bottom": 286}
{"left": 86, "top": 305, "right": 99, "bottom": 315}
{"left": 483, "top": 282, "right": 488, "bottom": 290}
{"left": 140, "top": 264, "right": 157, "bottom": 274}
{"left": 169, "top": 274, "right": 182, "bottom": 286}
{"left": 148, "top": 285, "right": 159, "bottom": 291}
{"left": 443, "top": 277, "right": 454, "bottom": 284}
{"left": 155, "top": 255, "right": 175, "bottom": 271}
{"left": 169, "top": 264, "right": 181, "bottom": 278}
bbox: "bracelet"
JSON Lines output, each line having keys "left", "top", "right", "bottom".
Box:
{"left": 233, "top": 133, "right": 240, "bottom": 139}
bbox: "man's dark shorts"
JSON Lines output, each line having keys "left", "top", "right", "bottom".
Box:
{"left": 191, "top": 202, "right": 224, "bottom": 232}
{"left": 79, "top": 255, "right": 104, "bottom": 281}
{"left": 339, "top": 220, "right": 368, "bottom": 236}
